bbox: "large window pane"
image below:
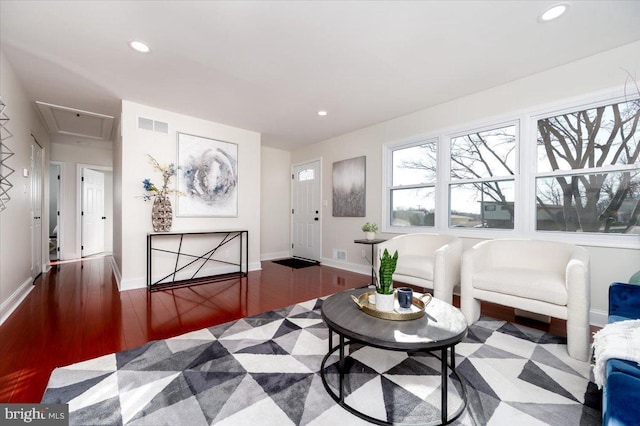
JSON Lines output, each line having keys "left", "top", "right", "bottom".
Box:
{"left": 391, "top": 187, "right": 435, "bottom": 227}
{"left": 449, "top": 180, "right": 514, "bottom": 229}
{"left": 450, "top": 125, "right": 516, "bottom": 179}
{"left": 537, "top": 100, "right": 640, "bottom": 172}
{"left": 392, "top": 142, "right": 436, "bottom": 186}
{"left": 536, "top": 171, "right": 640, "bottom": 233}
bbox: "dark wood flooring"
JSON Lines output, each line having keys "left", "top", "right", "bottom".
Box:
{"left": 0, "top": 257, "right": 595, "bottom": 403}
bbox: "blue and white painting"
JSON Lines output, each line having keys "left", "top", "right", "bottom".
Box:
{"left": 177, "top": 132, "right": 238, "bottom": 217}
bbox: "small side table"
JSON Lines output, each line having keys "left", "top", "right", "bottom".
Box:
{"left": 354, "top": 238, "right": 387, "bottom": 285}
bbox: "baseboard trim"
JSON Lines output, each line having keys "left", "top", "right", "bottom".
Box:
{"left": 260, "top": 251, "right": 291, "bottom": 261}
{"left": 118, "top": 261, "right": 264, "bottom": 292}
{"left": 590, "top": 309, "right": 607, "bottom": 328}
{"left": 320, "top": 257, "right": 370, "bottom": 276}
{"left": 110, "top": 256, "right": 123, "bottom": 291}
{"left": 0, "top": 277, "right": 34, "bottom": 325}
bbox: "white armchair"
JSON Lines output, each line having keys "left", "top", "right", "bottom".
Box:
{"left": 461, "top": 239, "right": 590, "bottom": 361}
{"left": 375, "top": 233, "right": 462, "bottom": 304}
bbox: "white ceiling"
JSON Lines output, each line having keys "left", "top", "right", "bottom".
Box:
{"left": 1, "top": 1, "right": 640, "bottom": 151}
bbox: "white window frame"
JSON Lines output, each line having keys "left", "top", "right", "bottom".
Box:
{"left": 382, "top": 135, "right": 439, "bottom": 234}
{"left": 528, "top": 91, "right": 640, "bottom": 248}
{"left": 445, "top": 120, "right": 521, "bottom": 234}
{"left": 381, "top": 85, "right": 640, "bottom": 248}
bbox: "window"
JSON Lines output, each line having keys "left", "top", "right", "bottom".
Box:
{"left": 298, "top": 168, "right": 315, "bottom": 181}
{"left": 448, "top": 124, "right": 517, "bottom": 229}
{"left": 382, "top": 90, "right": 639, "bottom": 245}
{"left": 535, "top": 100, "right": 640, "bottom": 234}
{"left": 388, "top": 140, "right": 437, "bottom": 227}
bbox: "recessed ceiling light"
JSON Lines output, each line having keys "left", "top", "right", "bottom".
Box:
{"left": 129, "top": 40, "right": 151, "bottom": 53}
{"left": 317, "top": 110, "right": 328, "bottom": 116}
{"left": 538, "top": 3, "right": 569, "bottom": 22}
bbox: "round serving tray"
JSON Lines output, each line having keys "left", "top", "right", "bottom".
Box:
{"left": 350, "top": 291, "right": 432, "bottom": 321}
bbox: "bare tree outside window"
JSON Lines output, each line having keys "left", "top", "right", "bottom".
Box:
{"left": 389, "top": 141, "right": 436, "bottom": 227}
{"left": 536, "top": 100, "right": 640, "bottom": 233}
{"left": 448, "top": 125, "right": 516, "bottom": 228}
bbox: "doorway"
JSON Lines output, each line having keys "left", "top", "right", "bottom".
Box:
{"left": 48, "top": 162, "right": 62, "bottom": 261}
{"left": 291, "top": 160, "right": 321, "bottom": 262}
{"left": 77, "top": 165, "right": 113, "bottom": 258}
{"left": 31, "top": 138, "right": 43, "bottom": 280}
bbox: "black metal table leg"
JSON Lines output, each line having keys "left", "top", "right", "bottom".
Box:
{"left": 451, "top": 346, "right": 455, "bottom": 370}
{"left": 339, "top": 335, "right": 345, "bottom": 402}
{"left": 441, "top": 348, "right": 447, "bottom": 424}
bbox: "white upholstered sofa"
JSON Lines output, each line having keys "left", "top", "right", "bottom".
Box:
{"left": 375, "top": 233, "right": 462, "bottom": 304}
{"left": 461, "top": 239, "right": 591, "bottom": 361}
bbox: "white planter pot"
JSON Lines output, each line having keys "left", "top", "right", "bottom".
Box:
{"left": 365, "top": 232, "right": 375, "bottom": 240}
{"left": 375, "top": 292, "right": 394, "bottom": 312}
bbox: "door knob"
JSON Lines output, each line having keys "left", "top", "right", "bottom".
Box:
{"left": 314, "top": 218, "right": 319, "bottom": 221}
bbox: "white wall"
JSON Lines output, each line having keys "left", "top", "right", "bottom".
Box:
{"left": 118, "top": 101, "right": 261, "bottom": 290}
{"left": 260, "top": 146, "right": 291, "bottom": 260}
{"left": 290, "top": 41, "right": 640, "bottom": 322}
{"left": 49, "top": 143, "right": 113, "bottom": 259}
{"left": 0, "top": 53, "right": 50, "bottom": 324}
{"left": 112, "top": 118, "right": 123, "bottom": 284}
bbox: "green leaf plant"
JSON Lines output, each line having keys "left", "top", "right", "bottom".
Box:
{"left": 377, "top": 248, "right": 398, "bottom": 295}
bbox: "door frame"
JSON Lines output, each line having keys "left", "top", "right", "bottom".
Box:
{"left": 31, "top": 137, "right": 44, "bottom": 279}
{"left": 76, "top": 164, "right": 112, "bottom": 259}
{"left": 49, "top": 161, "right": 64, "bottom": 261}
{"left": 290, "top": 158, "right": 322, "bottom": 262}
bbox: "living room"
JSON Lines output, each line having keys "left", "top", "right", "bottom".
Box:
{"left": 1, "top": 1, "right": 639, "bottom": 425}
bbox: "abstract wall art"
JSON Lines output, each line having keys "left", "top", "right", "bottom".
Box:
{"left": 177, "top": 132, "right": 238, "bottom": 217}
{"left": 332, "top": 155, "right": 366, "bottom": 217}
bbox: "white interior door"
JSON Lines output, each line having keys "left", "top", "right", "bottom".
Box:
{"left": 31, "top": 140, "right": 43, "bottom": 279}
{"left": 49, "top": 163, "right": 61, "bottom": 261}
{"left": 82, "top": 168, "right": 105, "bottom": 257}
{"left": 292, "top": 160, "right": 321, "bottom": 261}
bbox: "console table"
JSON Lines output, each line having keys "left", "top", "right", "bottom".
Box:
{"left": 147, "top": 230, "right": 248, "bottom": 291}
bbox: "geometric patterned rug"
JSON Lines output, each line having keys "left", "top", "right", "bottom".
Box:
{"left": 42, "top": 296, "right": 602, "bottom": 425}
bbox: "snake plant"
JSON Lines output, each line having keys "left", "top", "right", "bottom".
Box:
{"left": 377, "top": 248, "right": 398, "bottom": 295}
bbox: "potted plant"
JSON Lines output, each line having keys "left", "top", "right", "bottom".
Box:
{"left": 375, "top": 248, "right": 398, "bottom": 312}
{"left": 361, "top": 222, "right": 379, "bottom": 240}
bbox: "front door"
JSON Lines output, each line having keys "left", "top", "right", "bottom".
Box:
{"left": 81, "top": 168, "right": 105, "bottom": 257}
{"left": 291, "top": 160, "right": 321, "bottom": 262}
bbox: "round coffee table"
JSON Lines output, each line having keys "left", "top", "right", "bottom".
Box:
{"left": 320, "top": 288, "right": 468, "bottom": 425}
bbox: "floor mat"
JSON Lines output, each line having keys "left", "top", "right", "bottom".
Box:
{"left": 272, "top": 258, "right": 319, "bottom": 269}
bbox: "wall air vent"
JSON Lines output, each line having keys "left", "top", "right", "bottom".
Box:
{"left": 154, "top": 120, "right": 169, "bottom": 134}
{"left": 138, "top": 116, "right": 169, "bottom": 134}
{"left": 333, "top": 249, "right": 347, "bottom": 262}
{"left": 138, "top": 117, "right": 154, "bottom": 131}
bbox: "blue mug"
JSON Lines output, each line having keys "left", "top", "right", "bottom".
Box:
{"left": 397, "top": 287, "right": 413, "bottom": 309}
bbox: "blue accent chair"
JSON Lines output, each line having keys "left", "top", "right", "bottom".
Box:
{"left": 603, "top": 282, "right": 640, "bottom": 426}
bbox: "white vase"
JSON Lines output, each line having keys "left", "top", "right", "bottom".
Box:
{"left": 375, "top": 292, "right": 394, "bottom": 312}
{"left": 365, "top": 231, "right": 375, "bottom": 240}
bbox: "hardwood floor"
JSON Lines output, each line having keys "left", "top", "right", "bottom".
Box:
{"left": 0, "top": 257, "right": 595, "bottom": 403}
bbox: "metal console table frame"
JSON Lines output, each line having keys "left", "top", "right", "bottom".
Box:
{"left": 147, "top": 230, "right": 248, "bottom": 291}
